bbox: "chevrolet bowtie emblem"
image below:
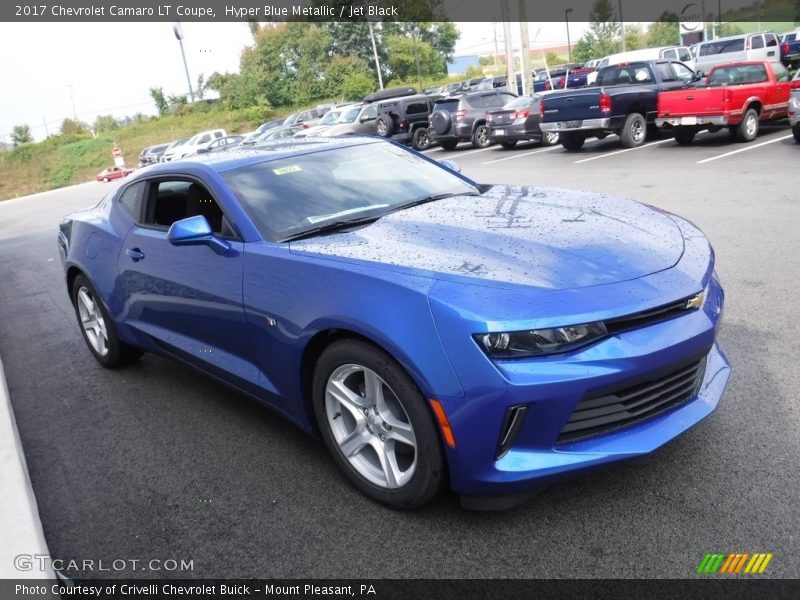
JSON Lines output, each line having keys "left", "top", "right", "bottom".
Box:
{"left": 686, "top": 290, "right": 706, "bottom": 309}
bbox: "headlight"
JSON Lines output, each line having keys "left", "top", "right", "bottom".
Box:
{"left": 474, "top": 322, "right": 608, "bottom": 358}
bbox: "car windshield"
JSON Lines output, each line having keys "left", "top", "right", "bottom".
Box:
{"left": 221, "top": 142, "right": 478, "bottom": 242}
{"left": 336, "top": 107, "right": 361, "bottom": 123}
{"left": 319, "top": 110, "right": 341, "bottom": 125}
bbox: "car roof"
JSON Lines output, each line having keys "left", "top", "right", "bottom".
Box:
{"left": 137, "top": 137, "right": 380, "bottom": 174}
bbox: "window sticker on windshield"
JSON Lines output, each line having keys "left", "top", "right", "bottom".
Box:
{"left": 273, "top": 165, "right": 301, "bottom": 175}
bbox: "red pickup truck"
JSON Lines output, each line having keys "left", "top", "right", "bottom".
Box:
{"left": 655, "top": 61, "right": 793, "bottom": 144}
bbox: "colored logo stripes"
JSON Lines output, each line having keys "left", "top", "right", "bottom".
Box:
{"left": 697, "top": 552, "right": 773, "bottom": 574}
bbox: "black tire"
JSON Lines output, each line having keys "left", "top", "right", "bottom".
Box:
{"left": 500, "top": 140, "right": 518, "bottom": 149}
{"left": 71, "top": 274, "right": 143, "bottom": 368}
{"left": 540, "top": 131, "right": 560, "bottom": 146}
{"left": 411, "top": 127, "right": 432, "bottom": 151}
{"left": 375, "top": 116, "right": 393, "bottom": 137}
{"left": 430, "top": 110, "right": 452, "bottom": 136}
{"left": 793, "top": 125, "right": 800, "bottom": 144}
{"left": 673, "top": 127, "right": 696, "bottom": 145}
{"left": 471, "top": 124, "right": 491, "bottom": 148}
{"left": 735, "top": 108, "right": 759, "bottom": 142}
{"left": 439, "top": 140, "right": 459, "bottom": 151}
{"left": 619, "top": 112, "right": 647, "bottom": 148}
{"left": 560, "top": 132, "right": 585, "bottom": 151}
{"left": 312, "top": 339, "right": 446, "bottom": 509}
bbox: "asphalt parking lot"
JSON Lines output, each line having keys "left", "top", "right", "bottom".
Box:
{"left": 0, "top": 127, "right": 798, "bottom": 579}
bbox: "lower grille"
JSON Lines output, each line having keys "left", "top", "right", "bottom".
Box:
{"left": 556, "top": 354, "right": 708, "bottom": 444}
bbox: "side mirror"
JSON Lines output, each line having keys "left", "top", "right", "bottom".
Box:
{"left": 167, "top": 215, "right": 230, "bottom": 255}
{"left": 439, "top": 159, "right": 461, "bottom": 173}
{"left": 196, "top": 147, "right": 209, "bottom": 154}
{"left": 361, "top": 115, "right": 376, "bottom": 122}
{"left": 694, "top": 69, "right": 705, "bottom": 81}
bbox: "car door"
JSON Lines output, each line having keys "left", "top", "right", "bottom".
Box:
{"left": 355, "top": 105, "right": 378, "bottom": 133}
{"left": 114, "top": 175, "right": 260, "bottom": 392}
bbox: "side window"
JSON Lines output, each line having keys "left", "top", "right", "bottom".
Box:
{"left": 663, "top": 49, "right": 677, "bottom": 60}
{"left": 679, "top": 48, "right": 691, "bottom": 61}
{"left": 751, "top": 35, "right": 764, "bottom": 49}
{"left": 405, "top": 102, "right": 428, "bottom": 115}
{"left": 142, "top": 179, "right": 226, "bottom": 234}
{"left": 199, "top": 134, "right": 211, "bottom": 144}
{"left": 362, "top": 105, "right": 378, "bottom": 119}
{"left": 773, "top": 63, "right": 791, "bottom": 82}
{"left": 671, "top": 62, "right": 696, "bottom": 82}
{"left": 118, "top": 182, "right": 144, "bottom": 221}
{"left": 655, "top": 62, "right": 676, "bottom": 82}
{"left": 766, "top": 34, "right": 778, "bottom": 47}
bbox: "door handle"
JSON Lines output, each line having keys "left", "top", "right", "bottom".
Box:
{"left": 125, "top": 248, "right": 145, "bottom": 261}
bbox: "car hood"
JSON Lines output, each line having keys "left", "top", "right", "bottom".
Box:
{"left": 289, "top": 185, "right": 685, "bottom": 290}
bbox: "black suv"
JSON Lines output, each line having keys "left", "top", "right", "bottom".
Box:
{"left": 374, "top": 94, "right": 441, "bottom": 150}
{"left": 428, "top": 91, "right": 517, "bottom": 150}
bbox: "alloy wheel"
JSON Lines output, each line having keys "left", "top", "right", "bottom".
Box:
{"left": 325, "top": 363, "right": 417, "bottom": 489}
{"left": 76, "top": 286, "right": 109, "bottom": 356}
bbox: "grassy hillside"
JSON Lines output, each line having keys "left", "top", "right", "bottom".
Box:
{"left": 0, "top": 108, "right": 273, "bottom": 201}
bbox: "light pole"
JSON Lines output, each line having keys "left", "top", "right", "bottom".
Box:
{"left": 368, "top": 22, "right": 384, "bottom": 90}
{"left": 565, "top": 8, "right": 573, "bottom": 63}
{"left": 172, "top": 23, "right": 195, "bottom": 102}
{"left": 66, "top": 84, "right": 77, "bottom": 120}
{"left": 618, "top": 0, "right": 626, "bottom": 51}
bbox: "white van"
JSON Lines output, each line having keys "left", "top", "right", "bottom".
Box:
{"left": 694, "top": 32, "right": 781, "bottom": 73}
{"left": 163, "top": 129, "right": 227, "bottom": 161}
{"left": 588, "top": 46, "right": 694, "bottom": 84}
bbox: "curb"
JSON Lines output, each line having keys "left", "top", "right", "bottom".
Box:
{"left": 0, "top": 355, "right": 55, "bottom": 579}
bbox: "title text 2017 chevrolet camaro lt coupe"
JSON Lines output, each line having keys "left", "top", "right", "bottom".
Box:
{"left": 58, "top": 138, "right": 730, "bottom": 510}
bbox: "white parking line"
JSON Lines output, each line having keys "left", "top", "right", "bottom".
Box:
{"left": 482, "top": 145, "right": 561, "bottom": 165}
{"left": 696, "top": 134, "right": 794, "bottom": 164}
{"left": 572, "top": 138, "right": 675, "bottom": 164}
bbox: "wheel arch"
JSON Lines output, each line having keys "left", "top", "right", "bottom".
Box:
{"left": 743, "top": 98, "right": 762, "bottom": 115}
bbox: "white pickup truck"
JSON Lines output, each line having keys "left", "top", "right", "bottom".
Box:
{"left": 163, "top": 129, "right": 226, "bottom": 161}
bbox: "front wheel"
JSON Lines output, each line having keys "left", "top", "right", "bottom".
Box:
{"left": 71, "top": 274, "right": 143, "bottom": 368}
{"left": 793, "top": 125, "right": 800, "bottom": 144}
{"left": 735, "top": 108, "right": 759, "bottom": 142}
{"left": 560, "top": 132, "right": 585, "bottom": 151}
{"left": 471, "top": 125, "right": 491, "bottom": 148}
{"left": 541, "top": 131, "right": 560, "bottom": 146}
{"left": 620, "top": 112, "right": 647, "bottom": 148}
{"left": 102, "top": 177, "right": 109, "bottom": 183}
{"left": 312, "top": 340, "right": 446, "bottom": 509}
{"left": 673, "top": 127, "right": 696, "bottom": 145}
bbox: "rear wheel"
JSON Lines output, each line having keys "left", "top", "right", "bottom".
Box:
{"left": 439, "top": 140, "right": 459, "bottom": 151}
{"left": 71, "top": 274, "right": 143, "bottom": 368}
{"left": 500, "top": 140, "right": 518, "bottom": 149}
{"left": 673, "top": 127, "right": 696, "bottom": 145}
{"left": 620, "top": 112, "right": 647, "bottom": 148}
{"left": 102, "top": 177, "right": 109, "bottom": 183}
{"left": 560, "top": 132, "right": 585, "bottom": 151}
{"left": 793, "top": 125, "right": 800, "bottom": 144}
{"left": 411, "top": 127, "right": 432, "bottom": 151}
{"left": 735, "top": 108, "right": 759, "bottom": 142}
{"left": 471, "top": 125, "right": 491, "bottom": 148}
{"left": 312, "top": 340, "right": 446, "bottom": 509}
{"left": 541, "top": 131, "right": 560, "bottom": 146}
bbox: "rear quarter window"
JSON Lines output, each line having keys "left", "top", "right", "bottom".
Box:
{"left": 434, "top": 99, "right": 460, "bottom": 113}
{"left": 700, "top": 38, "right": 745, "bottom": 55}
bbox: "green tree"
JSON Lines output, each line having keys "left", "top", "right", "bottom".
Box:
{"left": 720, "top": 23, "right": 744, "bottom": 36}
{"left": 647, "top": 13, "right": 680, "bottom": 47}
{"left": 323, "top": 55, "right": 375, "bottom": 99}
{"left": 624, "top": 24, "right": 646, "bottom": 51}
{"left": 11, "top": 124, "right": 33, "bottom": 145}
{"left": 545, "top": 51, "right": 561, "bottom": 66}
{"left": 59, "top": 118, "right": 89, "bottom": 136}
{"left": 572, "top": 0, "right": 621, "bottom": 61}
{"left": 93, "top": 114, "right": 118, "bottom": 133}
{"left": 149, "top": 87, "right": 169, "bottom": 116}
{"left": 384, "top": 34, "right": 444, "bottom": 82}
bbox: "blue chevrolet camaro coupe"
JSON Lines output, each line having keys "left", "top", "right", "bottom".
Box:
{"left": 59, "top": 137, "right": 730, "bottom": 509}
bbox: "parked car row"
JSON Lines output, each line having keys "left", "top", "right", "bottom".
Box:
{"left": 540, "top": 59, "right": 799, "bottom": 150}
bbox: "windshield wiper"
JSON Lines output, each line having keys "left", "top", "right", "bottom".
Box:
{"left": 281, "top": 215, "right": 380, "bottom": 242}
{"left": 390, "top": 191, "right": 479, "bottom": 213}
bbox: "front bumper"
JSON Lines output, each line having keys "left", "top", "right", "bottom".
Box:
{"left": 539, "top": 117, "right": 613, "bottom": 132}
{"left": 656, "top": 115, "right": 729, "bottom": 128}
{"left": 432, "top": 273, "right": 729, "bottom": 503}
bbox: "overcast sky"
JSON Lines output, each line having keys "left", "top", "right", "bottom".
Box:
{"left": 0, "top": 21, "right": 590, "bottom": 143}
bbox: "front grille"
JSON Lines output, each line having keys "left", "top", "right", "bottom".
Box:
{"left": 556, "top": 354, "right": 708, "bottom": 444}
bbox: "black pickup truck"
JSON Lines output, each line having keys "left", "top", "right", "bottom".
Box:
{"left": 539, "top": 60, "right": 699, "bottom": 150}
